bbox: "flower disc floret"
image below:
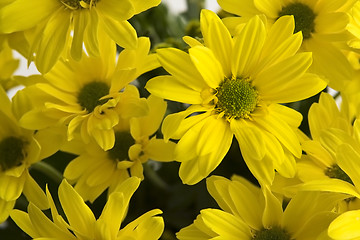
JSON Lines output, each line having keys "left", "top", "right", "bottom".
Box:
{"left": 107, "top": 131, "right": 135, "bottom": 162}
{"left": 78, "top": 81, "right": 110, "bottom": 113}
{"left": 278, "top": 2, "right": 316, "bottom": 39}
{"left": 215, "top": 77, "right": 258, "bottom": 119}
{"left": 325, "top": 164, "right": 354, "bottom": 185}
{"left": 253, "top": 226, "right": 292, "bottom": 240}
{"left": 0, "top": 136, "right": 28, "bottom": 171}
{"left": 60, "top": 0, "right": 98, "bottom": 10}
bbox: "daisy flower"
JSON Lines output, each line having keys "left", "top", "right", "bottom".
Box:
{"left": 62, "top": 94, "right": 176, "bottom": 202}
{"left": 10, "top": 177, "right": 164, "bottom": 240}
{"left": 0, "top": 0, "right": 160, "bottom": 73}
{"left": 217, "top": 0, "right": 356, "bottom": 90}
{"left": 0, "top": 86, "right": 65, "bottom": 223}
{"left": 177, "top": 175, "right": 346, "bottom": 240}
{"left": 19, "top": 36, "right": 159, "bottom": 150}
{"left": 146, "top": 10, "right": 326, "bottom": 185}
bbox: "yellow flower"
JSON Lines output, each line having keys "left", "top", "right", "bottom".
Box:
{"left": 0, "top": 0, "right": 160, "bottom": 73}
{"left": 146, "top": 10, "right": 326, "bottom": 185}
{"left": 0, "top": 85, "right": 65, "bottom": 223}
{"left": 10, "top": 177, "right": 164, "bottom": 240}
{"left": 19, "top": 36, "right": 159, "bottom": 150}
{"left": 177, "top": 175, "right": 346, "bottom": 240}
{"left": 218, "top": 0, "right": 355, "bottom": 90}
{"left": 62, "top": 94, "right": 176, "bottom": 202}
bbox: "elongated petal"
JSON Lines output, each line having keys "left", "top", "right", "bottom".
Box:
{"left": 0, "top": 172, "right": 26, "bottom": 201}
{"left": 101, "top": 18, "right": 137, "bottom": 49}
{"left": 71, "top": 11, "right": 88, "bottom": 61}
{"left": 146, "top": 75, "right": 203, "bottom": 104}
{"left": 232, "top": 15, "right": 266, "bottom": 77}
{"left": 337, "top": 144, "right": 360, "bottom": 191}
{"left": 156, "top": 48, "right": 206, "bottom": 91}
{"left": 0, "top": 199, "right": 15, "bottom": 224}
{"left": 189, "top": 46, "right": 224, "bottom": 88}
{"left": 58, "top": 180, "right": 96, "bottom": 237}
{"left": 97, "top": 0, "right": 134, "bottom": 21}
{"left": 145, "top": 138, "right": 176, "bottom": 162}
{"left": 10, "top": 209, "right": 38, "bottom": 238}
{"left": 328, "top": 210, "right": 360, "bottom": 239}
{"left": 23, "top": 173, "right": 49, "bottom": 210}
{"left": 217, "top": 0, "right": 261, "bottom": 17}
{"left": 254, "top": 0, "right": 282, "bottom": 18}
{"left": 36, "top": 9, "right": 70, "bottom": 73}
{"left": 262, "top": 187, "right": 282, "bottom": 228}
{"left": 130, "top": 0, "right": 161, "bottom": 14}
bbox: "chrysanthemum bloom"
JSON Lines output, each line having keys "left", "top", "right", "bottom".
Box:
{"left": 0, "top": 0, "right": 160, "bottom": 73}
{"left": 146, "top": 10, "right": 326, "bottom": 185}
{"left": 62, "top": 94, "right": 176, "bottom": 202}
{"left": 10, "top": 177, "right": 164, "bottom": 240}
{"left": 328, "top": 209, "right": 360, "bottom": 240}
{"left": 177, "top": 175, "right": 346, "bottom": 240}
{"left": 0, "top": 86, "right": 65, "bottom": 223}
{"left": 217, "top": 0, "right": 355, "bottom": 91}
{"left": 292, "top": 93, "right": 360, "bottom": 210}
{"left": 19, "top": 36, "right": 158, "bottom": 150}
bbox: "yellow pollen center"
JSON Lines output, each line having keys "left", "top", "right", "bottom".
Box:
{"left": 215, "top": 77, "right": 258, "bottom": 119}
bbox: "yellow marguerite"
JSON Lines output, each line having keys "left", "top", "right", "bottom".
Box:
{"left": 0, "top": 86, "right": 64, "bottom": 223}
{"left": 146, "top": 10, "right": 326, "bottom": 185}
{"left": 62, "top": 94, "right": 176, "bottom": 202}
{"left": 10, "top": 177, "right": 164, "bottom": 240}
{"left": 0, "top": 0, "right": 160, "bottom": 73}
{"left": 218, "top": 0, "right": 355, "bottom": 91}
{"left": 177, "top": 175, "right": 346, "bottom": 240}
{"left": 19, "top": 36, "right": 158, "bottom": 151}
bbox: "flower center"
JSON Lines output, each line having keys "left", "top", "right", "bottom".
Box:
{"left": 215, "top": 76, "right": 258, "bottom": 119}
{"left": 0, "top": 136, "right": 28, "bottom": 171}
{"left": 78, "top": 81, "right": 110, "bottom": 113}
{"left": 325, "top": 164, "right": 353, "bottom": 185}
{"left": 253, "top": 226, "right": 292, "bottom": 240}
{"left": 278, "top": 2, "right": 316, "bottom": 39}
{"left": 107, "top": 132, "right": 135, "bottom": 162}
{"left": 60, "top": 0, "right": 98, "bottom": 10}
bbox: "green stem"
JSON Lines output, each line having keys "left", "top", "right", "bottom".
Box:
{"left": 30, "top": 161, "right": 63, "bottom": 185}
{"left": 143, "top": 162, "right": 170, "bottom": 191}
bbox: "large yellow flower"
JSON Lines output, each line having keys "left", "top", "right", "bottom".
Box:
{"left": 0, "top": 86, "right": 64, "bottom": 223}
{"left": 177, "top": 175, "right": 346, "bottom": 240}
{"left": 19, "top": 36, "right": 158, "bottom": 150}
{"left": 10, "top": 177, "right": 164, "bottom": 240}
{"left": 62, "top": 94, "right": 176, "bottom": 202}
{"left": 218, "top": 0, "right": 356, "bottom": 91}
{"left": 146, "top": 10, "right": 326, "bottom": 185}
{"left": 0, "top": 0, "right": 160, "bottom": 73}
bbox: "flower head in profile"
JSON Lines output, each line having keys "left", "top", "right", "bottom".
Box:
{"left": 177, "top": 175, "right": 346, "bottom": 240}
{"left": 218, "top": 0, "right": 355, "bottom": 90}
{"left": 11, "top": 177, "right": 164, "bottom": 240}
{"left": 146, "top": 10, "right": 326, "bottom": 185}
{"left": 19, "top": 36, "right": 159, "bottom": 150}
{"left": 0, "top": 86, "right": 65, "bottom": 223}
{"left": 62, "top": 93, "right": 176, "bottom": 202}
{"left": 0, "top": 0, "right": 160, "bottom": 73}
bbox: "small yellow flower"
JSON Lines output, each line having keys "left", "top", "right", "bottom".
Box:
{"left": 218, "top": 0, "right": 355, "bottom": 90}
{"left": 62, "top": 93, "right": 176, "bottom": 202}
{"left": 0, "top": 0, "right": 160, "bottom": 73}
{"left": 0, "top": 86, "right": 65, "bottom": 223}
{"left": 177, "top": 175, "right": 346, "bottom": 240}
{"left": 19, "top": 36, "right": 159, "bottom": 150}
{"left": 146, "top": 10, "right": 326, "bottom": 185}
{"left": 10, "top": 177, "right": 164, "bottom": 240}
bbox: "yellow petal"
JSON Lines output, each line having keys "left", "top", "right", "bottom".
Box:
{"left": 23, "top": 172, "right": 49, "bottom": 210}
{"left": 328, "top": 210, "right": 360, "bottom": 239}
{"left": 130, "top": 0, "right": 161, "bottom": 15}
{"left": 217, "top": 0, "right": 261, "bottom": 17}
{"left": 97, "top": 0, "right": 134, "bottom": 22}
{"left": 145, "top": 138, "right": 176, "bottom": 162}
{"left": 10, "top": 209, "right": 38, "bottom": 237}
{"left": 71, "top": 11, "right": 88, "bottom": 61}
{"left": 0, "top": 199, "right": 15, "bottom": 224}
{"left": 101, "top": 18, "right": 137, "bottom": 49}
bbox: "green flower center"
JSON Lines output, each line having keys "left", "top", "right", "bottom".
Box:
{"left": 107, "top": 132, "right": 135, "bottom": 162}
{"left": 60, "top": 0, "right": 98, "bottom": 10}
{"left": 215, "top": 77, "right": 258, "bottom": 119}
{"left": 278, "top": 2, "right": 316, "bottom": 39}
{"left": 253, "top": 226, "right": 292, "bottom": 240}
{"left": 0, "top": 136, "right": 28, "bottom": 171}
{"left": 325, "top": 164, "right": 354, "bottom": 185}
{"left": 78, "top": 81, "right": 110, "bottom": 113}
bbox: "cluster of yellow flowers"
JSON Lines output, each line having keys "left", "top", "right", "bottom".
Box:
{"left": 1, "top": 0, "right": 360, "bottom": 239}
